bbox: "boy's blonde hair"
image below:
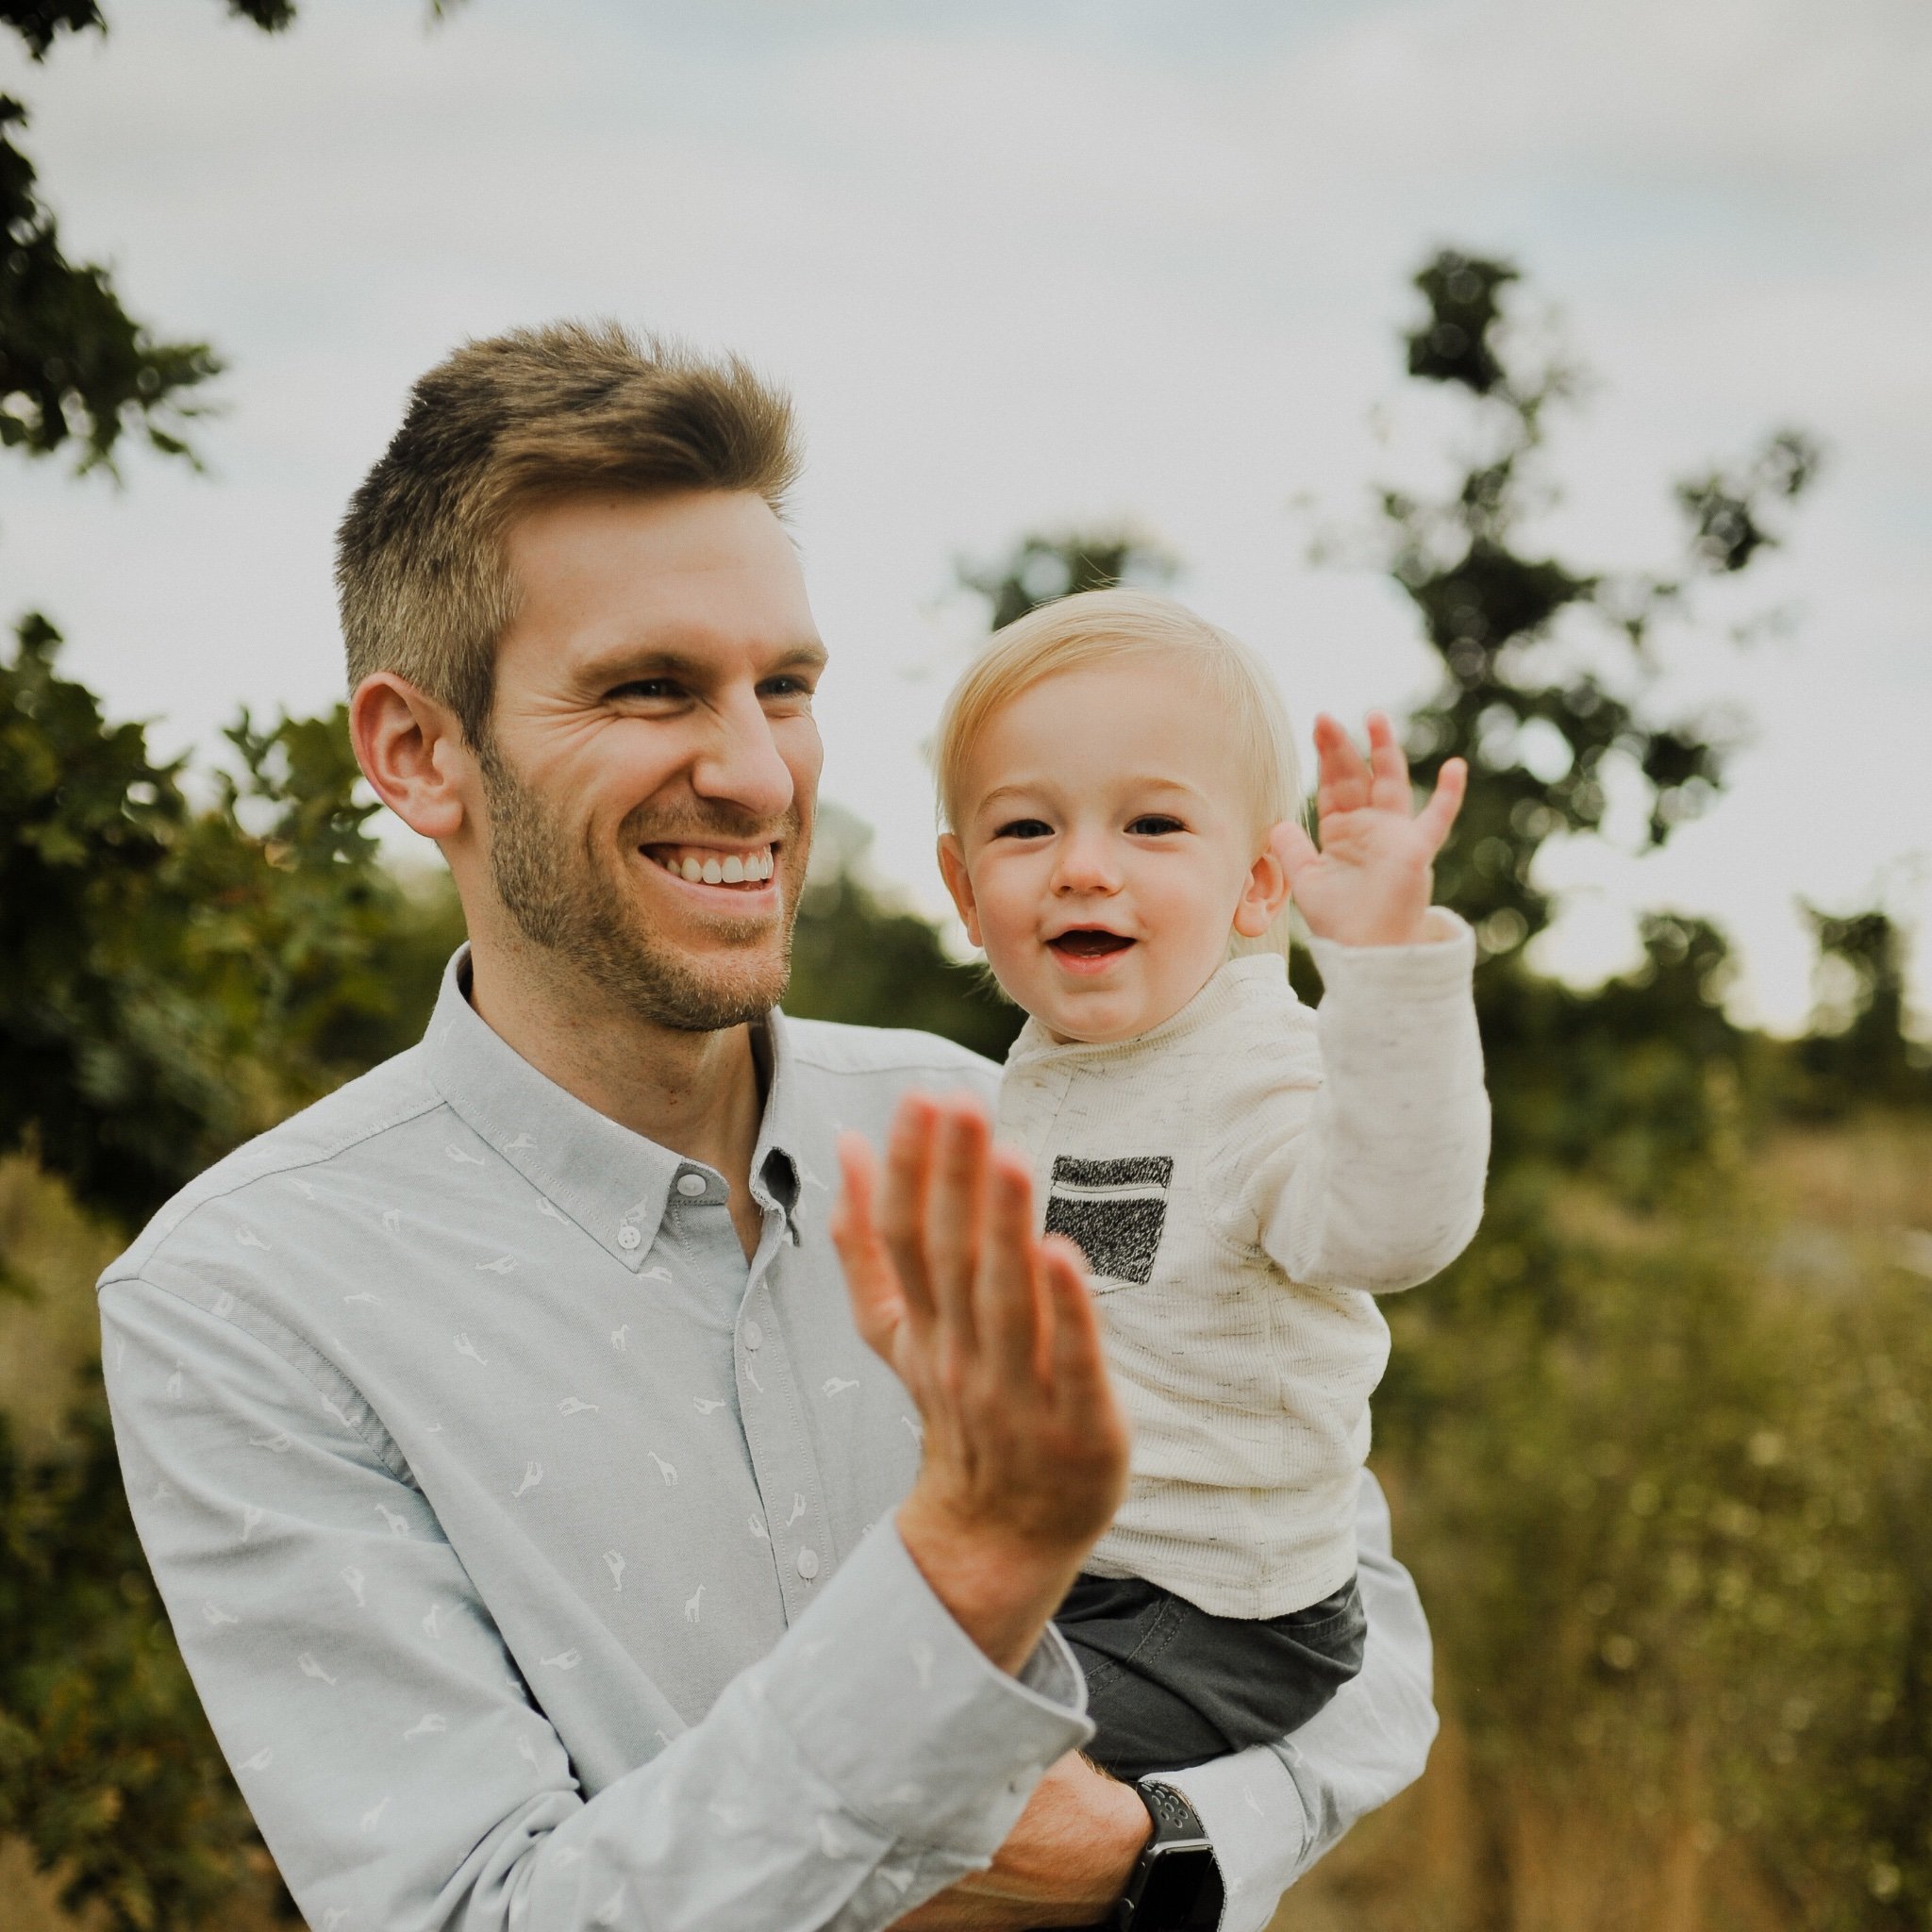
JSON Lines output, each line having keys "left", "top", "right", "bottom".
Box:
{"left": 934, "top": 589, "right": 1303, "bottom": 959}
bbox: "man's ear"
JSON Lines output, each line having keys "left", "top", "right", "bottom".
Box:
{"left": 936, "top": 833, "right": 984, "bottom": 947}
{"left": 1231, "top": 831, "right": 1291, "bottom": 939}
{"left": 349, "top": 673, "right": 473, "bottom": 845}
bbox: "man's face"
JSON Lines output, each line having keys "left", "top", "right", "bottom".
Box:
{"left": 477, "top": 489, "right": 825, "bottom": 1031}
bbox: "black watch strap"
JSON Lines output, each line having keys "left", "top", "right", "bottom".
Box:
{"left": 1114, "top": 1782, "right": 1224, "bottom": 1932}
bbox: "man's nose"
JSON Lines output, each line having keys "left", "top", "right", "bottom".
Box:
{"left": 1052, "top": 827, "right": 1121, "bottom": 895}
{"left": 689, "top": 686, "right": 795, "bottom": 822}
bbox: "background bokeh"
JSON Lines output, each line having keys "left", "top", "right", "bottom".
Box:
{"left": 3, "top": 5, "right": 1928, "bottom": 1929}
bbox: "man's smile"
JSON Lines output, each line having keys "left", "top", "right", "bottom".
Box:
{"left": 641, "top": 841, "right": 778, "bottom": 889}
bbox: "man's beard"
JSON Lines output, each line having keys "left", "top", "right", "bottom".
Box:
{"left": 477, "top": 740, "right": 800, "bottom": 1033}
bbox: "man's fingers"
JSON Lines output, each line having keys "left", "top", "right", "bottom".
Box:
{"left": 975, "top": 1150, "right": 1043, "bottom": 1381}
{"left": 1041, "top": 1236, "right": 1110, "bottom": 1411}
{"left": 1414, "top": 756, "right": 1468, "bottom": 850}
{"left": 880, "top": 1094, "right": 941, "bottom": 1330}
{"left": 927, "top": 1098, "right": 993, "bottom": 1357}
{"left": 832, "top": 1131, "right": 904, "bottom": 1360}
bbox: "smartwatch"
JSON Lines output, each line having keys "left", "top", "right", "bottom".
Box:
{"left": 1113, "top": 1782, "right": 1224, "bottom": 1932}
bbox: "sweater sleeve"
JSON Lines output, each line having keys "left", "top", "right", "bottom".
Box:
{"left": 1238, "top": 910, "right": 1489, "bottom": 1294}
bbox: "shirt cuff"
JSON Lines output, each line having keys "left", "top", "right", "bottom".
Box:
{"left": 1143, "top": 1751, "right": 1311, "bottom": 1932}
{"left": 752, "top": 1519, "right": 1095, "bottom": 1862}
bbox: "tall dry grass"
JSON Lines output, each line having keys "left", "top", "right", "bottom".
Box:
{"left": 1276, "top": 1115, "right": 1932, "bottom": 1932}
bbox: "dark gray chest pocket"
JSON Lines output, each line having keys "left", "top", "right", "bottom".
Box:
{"left": 1044, "top": 1156, "right": 1174, "bottom": 1287}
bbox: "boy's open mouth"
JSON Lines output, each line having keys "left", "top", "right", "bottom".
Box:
{"left": 1048, "top": 928, "right": 1135, "bottom": 960}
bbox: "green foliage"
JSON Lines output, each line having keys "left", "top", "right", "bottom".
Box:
{"left": 1373, "top": 1139, "right": 1932, "bottom": 1928}
{"left": 0, "top": 4, "right": 309, "bottom": 475}
{"left": 1368, "top": 248, "right": 1821, "bottom": 957}
{"left": 0, "top": 615, "right": 463, "bottom": 1228}
{"left": 0, "top": 1380, "right": 290, "bottom": 1928}
{"left": 1795, "top": 904, "right": 1932, "bottom": 1113}
{"left": 0, "top": 93, "right": 221, "bottom": 471}
{"left": 957, "top": 526, "right": 1176, "bottom": 632}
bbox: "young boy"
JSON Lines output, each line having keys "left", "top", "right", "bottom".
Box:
{"left": 920, "top": 589, "right": 1489, "bottom": 1779}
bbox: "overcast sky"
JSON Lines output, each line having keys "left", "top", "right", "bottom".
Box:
{"left": 5, "top": 0, "right": 1928, "bottom": 1031}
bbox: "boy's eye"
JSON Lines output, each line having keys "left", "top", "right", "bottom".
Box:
{"left": 1127, "top": 815, "right": 1186, "bottom": 836}
{"left": 993, "top": 818, "right": 1053, "bottom": 841}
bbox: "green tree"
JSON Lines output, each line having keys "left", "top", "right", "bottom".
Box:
{"left": 1361, "top": 248, "right": 1819, "bottom": 959}
{"left": 0, "top": 3, "right": 301, "bottom": 471}
{"left": 956, "top": 525, "right": 1176, "bottom": 631}
{"left": 1795, "top": 901, "right": 1930, "bottom": 1112}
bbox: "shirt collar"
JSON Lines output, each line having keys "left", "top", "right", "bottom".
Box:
{"left": 422, "top": 947, "right": 805, "bottom": 1269}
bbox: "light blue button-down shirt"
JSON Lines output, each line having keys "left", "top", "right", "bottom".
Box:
{"left": 99, "top": 951, "right": 1436, "bottom": 1932}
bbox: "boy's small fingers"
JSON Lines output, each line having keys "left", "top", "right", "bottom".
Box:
{"left": 1314, "top": 713, "right": 1371, "bottom": 812}
{"left": 1415, "top": 757, "right": 1468, "bottom": 848}
{"left": 1366, "top": 712, "right": 1410, "bottom": 801}
{"left": 1273, "top": 819, "right": 1321, "bottom": 887}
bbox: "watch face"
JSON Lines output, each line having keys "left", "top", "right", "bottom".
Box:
{"left": 1137, "top": 1845, "right": 1219, "bottom": 1931}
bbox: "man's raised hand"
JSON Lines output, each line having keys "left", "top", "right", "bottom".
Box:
{"left": 1270, "top": 710, "right": 1466, "bottom": 949}
{"left": 832, "top": 1093, "right": 1129, "bottom": 1674}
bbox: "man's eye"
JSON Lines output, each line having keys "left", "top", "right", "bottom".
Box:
{"left": 608, "top": 680, "right": 685, "bottom": 703}
{"left": 760, "top": 676, "right": 815, "bottom": 700}
{"left": 993, "top": 819, "right": 1053, "bottom": 841}
{"left": 1127, "top": 815, "right": 1186, "bottom": 836}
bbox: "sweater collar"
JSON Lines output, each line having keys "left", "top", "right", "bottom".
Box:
{"left": 1004, "top": 952, "right": 1293, "bottom": 1071}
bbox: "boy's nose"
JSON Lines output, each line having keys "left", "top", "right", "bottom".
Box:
{"left": 1052, "top": 830, "right": 1121, "bottom": 895}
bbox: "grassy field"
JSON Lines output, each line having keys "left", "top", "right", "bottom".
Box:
{"left": 3, "top": 1119, "right": 1928, "bottom": 1930}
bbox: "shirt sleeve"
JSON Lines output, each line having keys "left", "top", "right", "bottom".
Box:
{"left": 1146, "top": 1472, "right": 1437, "bottom": 1932}
{"left": 1241, "top": 909, "right": 1490, "bottom": 1293}
{"left": 99, "top": 1276, "right": 1093, "bottom": 1932}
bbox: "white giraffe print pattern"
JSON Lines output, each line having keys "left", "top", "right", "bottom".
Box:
{"left": 90, "top": 978, "right": 1324, "bottom": 1932}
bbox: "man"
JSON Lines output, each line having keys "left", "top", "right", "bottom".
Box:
{"left": 100, "top": 325, "right": 1437, "bottom": 1932}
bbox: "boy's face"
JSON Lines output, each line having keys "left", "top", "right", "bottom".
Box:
{"left": 939, "top": 657, "right": 1287, "bottom": 1044}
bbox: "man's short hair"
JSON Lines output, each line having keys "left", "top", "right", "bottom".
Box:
{"left": 337, "top": 322, "right": 800, "bottom": 743}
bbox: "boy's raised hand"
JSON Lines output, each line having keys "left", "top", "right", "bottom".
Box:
{"left": 1272, "top": 711, "right": 1466, "bottom": 948}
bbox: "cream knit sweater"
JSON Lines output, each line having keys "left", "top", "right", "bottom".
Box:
{"left": 996, "top": 911, "right": 1489, "bottom": 1618}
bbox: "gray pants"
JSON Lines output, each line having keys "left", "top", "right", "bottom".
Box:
{"left": 1054, "top": 1573, "right": 1366, "bottom": 1781}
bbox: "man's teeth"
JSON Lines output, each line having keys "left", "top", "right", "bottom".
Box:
{"left": 654, "top": 847, "right": 775, "bottom": 885}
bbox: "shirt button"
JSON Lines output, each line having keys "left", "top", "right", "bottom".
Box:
{"left": 675, "top": 1173, "right": 707, "bottom": 1199}
{"left": 617, "top": 1224, "right": 641, "bottom": 1251}
{"left": 742, "top": 1321, "right": 763, "bottom": 1350}
{"left": 796, "top": 1548, "right": 820, "bottom": 1580}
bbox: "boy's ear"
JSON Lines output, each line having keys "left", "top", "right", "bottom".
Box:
{"left": 936, "top": 833, "right": 984, "bottom": 946}
{"left": 1232, "top": 831, "right": 1291, "bottom": 939}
